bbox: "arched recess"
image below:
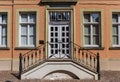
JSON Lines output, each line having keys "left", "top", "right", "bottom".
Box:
{"left": 43, "top": 70, "right": 79, "bottom": 80}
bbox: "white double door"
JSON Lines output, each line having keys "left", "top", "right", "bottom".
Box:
{"left": 48, "top": 24, "right": 71, "bottom": 58}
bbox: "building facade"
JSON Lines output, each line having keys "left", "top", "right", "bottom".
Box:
{"left": 0, "top": 0, "right": 120, "bottom": 80}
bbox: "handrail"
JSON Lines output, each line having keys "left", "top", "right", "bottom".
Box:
{"left": 70, "top": 41, "right": 96, "bottom": 56}
{"left": 22, "top": 41, "right": 49, "bottom": 57}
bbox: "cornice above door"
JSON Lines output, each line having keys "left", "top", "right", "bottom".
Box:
{"left": 41, "top": 0, "right": 78, "bottom": 3}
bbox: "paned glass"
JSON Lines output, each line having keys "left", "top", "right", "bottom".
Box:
{"left": 84, "top": 14, "right": 90, "bottom": 22}
{"left": 21, "top": 14, "right": 28, "bottom": 23}
{"left": 112, "top": 14, "right": 118, "bottom": 23}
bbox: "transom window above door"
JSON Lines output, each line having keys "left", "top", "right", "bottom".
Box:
{"left": 49, "top": 11, "right": 71, "bottom": 22}
{"left": 83, "top": 12, "right": 101, "bottom": 47}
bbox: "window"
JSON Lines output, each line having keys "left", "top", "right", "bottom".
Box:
{"left": 0, "top": 13, "right": 7, "bottom": 47}
{"left": 49, "top": 11, "right": 70, "bottom": 22}
{"left": 83, "top": 12, "right": 100, "bottom": 47}
{"left": 112, "top": 13, "right": 120, "bottom": 47}
{"left": 19, "top": 13, "right": 36, "bottom": 47}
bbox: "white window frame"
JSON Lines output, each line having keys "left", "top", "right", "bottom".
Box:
{"left": 83, "top": 13, "right": 100, "bottom": 47}
{"left": 0, "top": 13, "right": 7, "bottom": 47}
{"left": 112, "top": 13, "right": 120, "bottom": 47}
{"left": 19, "top": 13, "right": 36, "bottom": 47}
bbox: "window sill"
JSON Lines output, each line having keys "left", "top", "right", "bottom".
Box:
{"left": 0, "top": 47, "right": 10, "bottom": 50}
{"left": 80, "top": 47, "right": 104, "bottom": 50}
{"left": 109, "top": 47, "right": 120, "bottom": 50}
{"left": 15, "top": 47, "right": 38, "bottom": 50}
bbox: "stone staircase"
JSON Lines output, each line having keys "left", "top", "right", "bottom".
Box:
{"left": 19, "top": 41, "right": 100, "bottom": 80}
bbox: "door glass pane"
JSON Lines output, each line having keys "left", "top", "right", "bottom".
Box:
{"left": 55, "top": 38, "right": 58, "bottom": 42}
{"left": 62, "top": 27, "right": 65, "bottom": 31}
{"left": 62, "top": 50, "right": 65, "bottom": 54}
{"left": 66, "top": 27, "right": 69, "bottom": 31}
{"left": 66, "top": 50, "right": 69, "bottom": 54}
{"left": 51, "top": 38, "right": 54, "bottom": 42}
{"left": 55, "top": 33, "right": 58, "bottom": 37}
{"left": 66, "top": 38, "right": 69, "bottom": 42}
{"left": 66, "top": 44, "right": 69, "bottom": 48}
{"left": 55, "top": 27, "right": 58, "bottom": 31}
{"left": 51, "top": 27, "right": 53, "bottom": 31}
{"left": 55, "top": 44, "right": 58, "bottom": 48}
{"left": 66, "top": 33, "right": 69, "bottom": 36}
{"left": 55, "top": 50, "right": 58, "bottom": 54}
{"left": 62, "top": 44, "right": 65, "bottom": 48}
{"left": 51, "top": 44, "right": 54, "bottom": 48}
{"left": 62, "top": 33, "right": 65, "bottom": 37}
{"left": 51, "top": 50, "right": 54, "bottom": 54}
{"left": 62, "top": 38, "right": 65, "bottom": 42}
{"left": 51, "top": 33, "right": 54, "bottom": 37}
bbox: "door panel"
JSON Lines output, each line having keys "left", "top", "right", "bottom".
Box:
{"left": 49, "top": 25, "right": 71, "bottom": 58}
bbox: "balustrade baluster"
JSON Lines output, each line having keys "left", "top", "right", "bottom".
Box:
{"left": 90, "top": 55, "right": 92, "bottom": 67}
{"left": 43, "top": 47, "right": 45, "bottom": 59}
{"left": 35, "top": 51, "right": 37, "bottom": 62}
{"left": 74, "top": 47, "right": 76, "bottom": 60}
{"left": 78, "top": 48, "right": 80, "bottom": 61}
{"left": 97, "top": 52, "right": 100, "bottom": 80}
{"left": 94, "top": 57, "right": 96, "bottom": 68}
{"left": 82, "top": 51, "right": 84, "bottom": 63}
{"left": 31, "top": 53, "right": 33, "bottom": 65}
{"left": 39, "top": 49, "right": 41, "bottom": 60}
{"left": 86, "top": 52, "right": 88, "bottom": 65}
{"left": 19, "top": 53, "right": 22, "bottom": 79}
{"left": 24, "top": 57, "right": 26, "bottom": 69}
{"left": 27, "top": 56, "right": 29, "bottom": 67}
{"left": 33, "top": 52, "right": 35, "bottom": 64}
